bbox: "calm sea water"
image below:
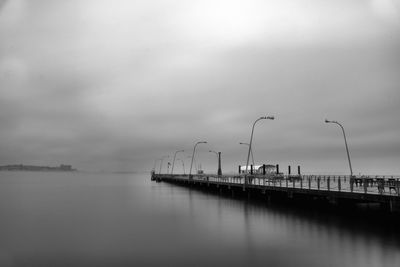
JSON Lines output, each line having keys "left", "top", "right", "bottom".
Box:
{"left": 0, "top": 172, "right": 399, "bottom": 267}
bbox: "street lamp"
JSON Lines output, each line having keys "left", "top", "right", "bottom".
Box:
{"left": 187, "top": 155, "right": 198, "bottom": 173}
{"left": 159, "top": 155, "right": 169, "bottom": 174}
{"left": 325, "top": 119, "right": 353, "bottom": 177}
{"left": 171, "top": 150, "right": 184, "bottom": 174}
{"left": 245, "top": 116, "right": 274, "bottom": 174}
{"left": 189, "top": 141, "right": 207, "bottom": 178}
{"left": 209, "top": 150, "right": 222, "bottom": 175}
{"left": 239, "top": 142, "right": 255, "bottom": 166}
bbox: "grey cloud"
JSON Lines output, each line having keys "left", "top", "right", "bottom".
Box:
{"left": 1, "top": 0, "right": 400, "bottom": 174}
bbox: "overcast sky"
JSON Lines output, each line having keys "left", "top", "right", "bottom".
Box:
{"left": 0, "top": 0, "right": 399, "bottom": 174}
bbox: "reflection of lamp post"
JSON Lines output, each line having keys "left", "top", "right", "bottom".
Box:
{"left": 245, "top": 116, "right": 274, "bottom": 174}
{"left": 239, "top": 142, "right": 254, "bottom": 166}
{"left": 325, "top": 119, "right": 353, "bottom": 177}
{"left": 159, "top": 155, "right": 169, "bottom": 174}
{"left": 176, "top": 158, "right": 185, "bottom": 174}
{"left": 189, "top": 141, "right": 207, "bottom": 178}
{"left": 171, "top": 150, "right": 184, "bottom": 174}
{"left": 209, "top": 150, "right": 222, "bottom": 175}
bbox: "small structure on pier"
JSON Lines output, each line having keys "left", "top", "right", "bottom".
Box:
{"left": 239, "top": 164, "right": 276, "bottom": 174}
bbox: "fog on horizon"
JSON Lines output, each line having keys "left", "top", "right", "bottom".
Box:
{"left": 0, "top": 0, "right": 399, "bottom": 175}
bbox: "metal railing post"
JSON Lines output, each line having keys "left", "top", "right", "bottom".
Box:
{"left": 327, "top": 177, "right": 330, "bottom": 191}
{"left": 364, "top": 178, "right": 367, "bottom": 194}
{"left": 350, "top": 176, "right": 354, "bottom": 192}
{"left": 398, "top": 178, "right": 400, "bottom": 197}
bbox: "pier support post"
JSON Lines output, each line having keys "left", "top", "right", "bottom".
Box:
{"left": 218, "top": 152, "right": 222, "bottom": 176}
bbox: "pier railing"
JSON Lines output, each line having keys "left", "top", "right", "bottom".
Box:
{"left": 154, "top": 173, "right": 400, "bottom": 197}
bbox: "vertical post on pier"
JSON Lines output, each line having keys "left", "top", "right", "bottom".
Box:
{"left": 263, "top": 164, "right": 266, "bottom": 175}
{"left": 327, "top": 176, "right": 330, "bottom": 191}
{"left": 338, "top": 177, "right": 341, "bottom": 192}
{"left": 397, "top": 179, "right": 400, "bottom": 197}
{"left": 308, "top": 177, "right": 311, "bottom": 189}
{"left": 250, "top": 165, "right": 253, "bottom": 175}
{"left": 317, "top": 177, "right": 320, "bottom": 190}
{"left": 298, "top": 166, "right": 300, "bottom": 175}
{"left": 364, "top": 178, "right": 367, "bottom": 194}
{"left": 288, "top": 165, "right": 291, "bottom": 175}
{"left": 217, "top": 152, "right": 222, "bottom": 176}
{"left": 276, "top": 164, "right": 279, "bottom": 174}
{"left": 350, "top": 176, "right": 354, "bottom": 192}
{"left": 239, "top": 165, "right": 241, "bottom": 174}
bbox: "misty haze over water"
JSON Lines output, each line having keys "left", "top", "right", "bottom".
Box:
{"left": 0, "top": 172, "right": 399, "bottom": 267}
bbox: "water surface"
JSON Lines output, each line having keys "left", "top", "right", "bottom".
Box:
{"left": 0, "top": 172, "right": 399, "bottom": 267}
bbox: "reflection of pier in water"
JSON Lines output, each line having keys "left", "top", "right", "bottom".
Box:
{"left": 151, "top": 172, "right": 400, "bottom": 212}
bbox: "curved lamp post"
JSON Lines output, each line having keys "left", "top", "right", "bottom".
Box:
{"left": 159, "top": 155, "right": 169, "bottom": 174}
{"left": 325, "top": 119, "right": 353, "bottom": 177}
{"left": 189, "top": 141, "right": 207, "bottom": 178}
{"left": 239, "top": 142, "right": 255, "bottom": 166}
{"left": 171, "top": 150, "right": 184, "bottom": 174}
{"left": 209, "top": 150, "right": 222, "bottom": 175}
{"left": 245, "top": 116, "right": 274, "bottom": 174}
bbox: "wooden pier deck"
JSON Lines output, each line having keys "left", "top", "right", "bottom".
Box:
{"left": 151, "top": 172, "right": 400, "bottom": 212}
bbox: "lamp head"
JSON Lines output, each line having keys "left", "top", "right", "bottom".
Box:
{"left": 260, "top": 116, "right": 267, "bottom": 120}
{"left": 267, "top": 116, "right": 274, "bottom": 120}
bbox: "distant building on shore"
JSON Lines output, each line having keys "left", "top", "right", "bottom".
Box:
{"left": 0, "top": 164, "right": 76, "bottom": 171}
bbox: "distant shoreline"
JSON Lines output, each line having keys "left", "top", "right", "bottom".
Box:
{"left": 0, "top": 164, "right": 76, "bottom": 172}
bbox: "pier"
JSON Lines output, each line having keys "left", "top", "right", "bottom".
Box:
{"left": 151, "top": 172, "right": 400, "bottom": 213}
